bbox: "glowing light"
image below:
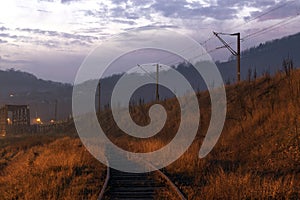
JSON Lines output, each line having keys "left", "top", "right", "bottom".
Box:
{"left": 7, "top": 118, "right": 12, "bottom": 125}
{"left": 36, "top": 118, "right": 42, "bottom": 124}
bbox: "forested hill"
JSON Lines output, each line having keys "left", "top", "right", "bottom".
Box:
{"left": 0, "top": 69, "right": 72, "bottom": 122}
{"left": 0, "top": 32, "right": 299, "bottom": 122}
{"left": 218, "top": 32, "right": 300, "bottom": 82}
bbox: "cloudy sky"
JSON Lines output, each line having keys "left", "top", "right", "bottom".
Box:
{"left": 0, "top": 0, "right": 299, "bottom": 83}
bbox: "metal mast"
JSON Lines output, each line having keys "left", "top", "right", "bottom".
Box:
{"left": 213, "top": 32, "right": 241, "bottom": 82}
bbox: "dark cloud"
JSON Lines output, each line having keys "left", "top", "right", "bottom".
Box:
{"left": 110, "top": 0, "right": 127, "bottom": 4}
{"left": 0, "top": 26, "right": 9, "bottom": 31}
{"left": 124, "top": 24, "right": 179, "bottom": 31}
{"left": 78, "top": 0, "right": 241, "bottom": 27}
{"left": 2, "top": 54, "right": 11, "bottom": 58}
{"left": 82, "top": 1, "right": 153, "bottom": 22}
{"left": 2, "top": 28, "right": 97, "bottom": 50}
{"left": 34, "top": 40, "right": 60, "bottom": 49}
{"left": 151, "top": 0, "right": 187, "bottom": 17}
{"left": 0, "top": 33, "right": 18, "bottom": 39}
{"left": 82, "top": 8, "right": 109, "bottom": 21}
{"left": 110, "top": 6, "right": 140, "bottom": 19}
{"left": 150, "top": 0, "right": 237, "bottom": 20}
{"left": 61, "top": 0, "right": 80, "bottom": 4}
{"left": 84, "top": 10, "right": 96, "bottom": 17}
{"left": 38, "top": 0, "right": 54, "bottom": 2}
{"left": 248, "top": 1, "right": 300, "bottom": 21}
{"left": 198, "top": 6, "right": 238, "bottom": 20}
{"left": 35, "top": 0, "right": 299, "bottom": 26}
{"left": 19, "top": 37, "right": 91, "bottom": 49}
{"left": 106, "top": 0, "right": 296, "bottom": 23}
{"left": 110, "top": 0, "right": 153, "bottom": 7}
{"left": 104, "top": 0, "right": 239, "bottom": 21}
{"left": 37, "top": 9, "right": 51, "bottom": 13}
{"left": 17, "top": 28, "right": 59, "bottom": 36}
{"left": 61, "top": 32, "right": 98, "bottom": 41}
{"left": 112, "top": 19, "right": 137, "bottom": 25}
{"left": 65, "top": 39, "right": 90, "bottom": 47}
{"left": 216, "top": 0, "right": 276, "bottom": 8}
{"left": 0, "top": 39, "right": 8, "bottom": 43}
{"left": 39, "top": 0, "right": 81, "bottom": 4}
{"left": 114, "top": 7, "right": 154, "bottom": 23}
{"left": 249, "top": 0, "right": 277, "bottom": 7}
{"left": 16, "top": 28, "right": 98, "bottom": 42}
{"left": 76, "top": 27, "right": 111, "bottom": 35}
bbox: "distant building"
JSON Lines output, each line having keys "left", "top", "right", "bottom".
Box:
{"left": 0, "top": 104, "right": 30, "bottom": 136}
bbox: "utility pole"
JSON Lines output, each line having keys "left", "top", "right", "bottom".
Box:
{"left": 137, "top": 64, "right": 160, "bottom": 102}
{"left": 54, "top": 99, "right": 58, "bottom": 121}
{"left": 98, "top": 81, "right": 101, "bottom": 114}
{"left": 156, "top": 64, "right": 159, "bottom": 101}
{"left": 213, "top": 32, "right": 241, "bottom": 82}
{"left": 236, "top": 33, "right": 241, "bottom": 82}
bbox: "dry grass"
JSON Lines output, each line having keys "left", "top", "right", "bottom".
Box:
{"left": 0, "top": 136, "right": 106, "bottom": 200}
{"left": 1, "top": 68, "right": 300, "bottom": 199}
{"left": 98, "top": 69, "right": 300, "bottom": 199}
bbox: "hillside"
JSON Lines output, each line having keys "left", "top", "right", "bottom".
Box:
{"left": 0, "top": 67, "right": 299, "bottom": 199}
{"left": 97, "top": 67, "right": 300, "bottom": 199}
{"left": 0, "top": 69, "right": 72, "bottom": 122}
{"left": 90, "top": 29, "right": 300, "bottom": 107}
{"left": 218, "top": 32, "right": 300, "bottom": 82}
{"left": 0, "top": 32, "right": 299, "bottom": 123}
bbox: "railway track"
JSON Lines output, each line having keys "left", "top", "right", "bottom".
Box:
{"left": 98, "top": 161, "right": 186, "bottom": 200}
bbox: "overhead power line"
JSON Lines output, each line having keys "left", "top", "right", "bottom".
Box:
{"left": 230, "top": 0, "right": 297, "bottom": 30}
{"left": 213, "top": 32, "right": 241, "bottom": 82}
{"left": 137, "top": 64, "right": 156, "bottom": 80}
{"left": 242, "top": 13, "right": 300, "bottom": 41}
{"left": 150, "top": 0, "right": 299, "bottom": 76}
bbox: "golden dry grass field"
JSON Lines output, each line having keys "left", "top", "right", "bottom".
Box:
{"left": 0, "top": 135, "right": 106, "bottom": 200}
{"left": 99, "top": 69, "right": 300, "bottom": 199}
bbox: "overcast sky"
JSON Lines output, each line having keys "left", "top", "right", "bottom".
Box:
{"left": 0, "top": 0, "right": 299, "bottom": 83}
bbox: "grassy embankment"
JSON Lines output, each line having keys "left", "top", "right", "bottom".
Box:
{"left": 0, "top": 134, "right": 106, "bottom": 200}
{"left": 99, "top": 68, "right": 300, "bottom": 199}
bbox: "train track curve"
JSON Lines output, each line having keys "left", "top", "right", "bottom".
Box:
{"left": 98, "top": 158, "right": 186, "bottom": 200}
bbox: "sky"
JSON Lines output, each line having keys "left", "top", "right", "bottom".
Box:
{"left": 0, "top": 0, "right": 299, "bottom": 83}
